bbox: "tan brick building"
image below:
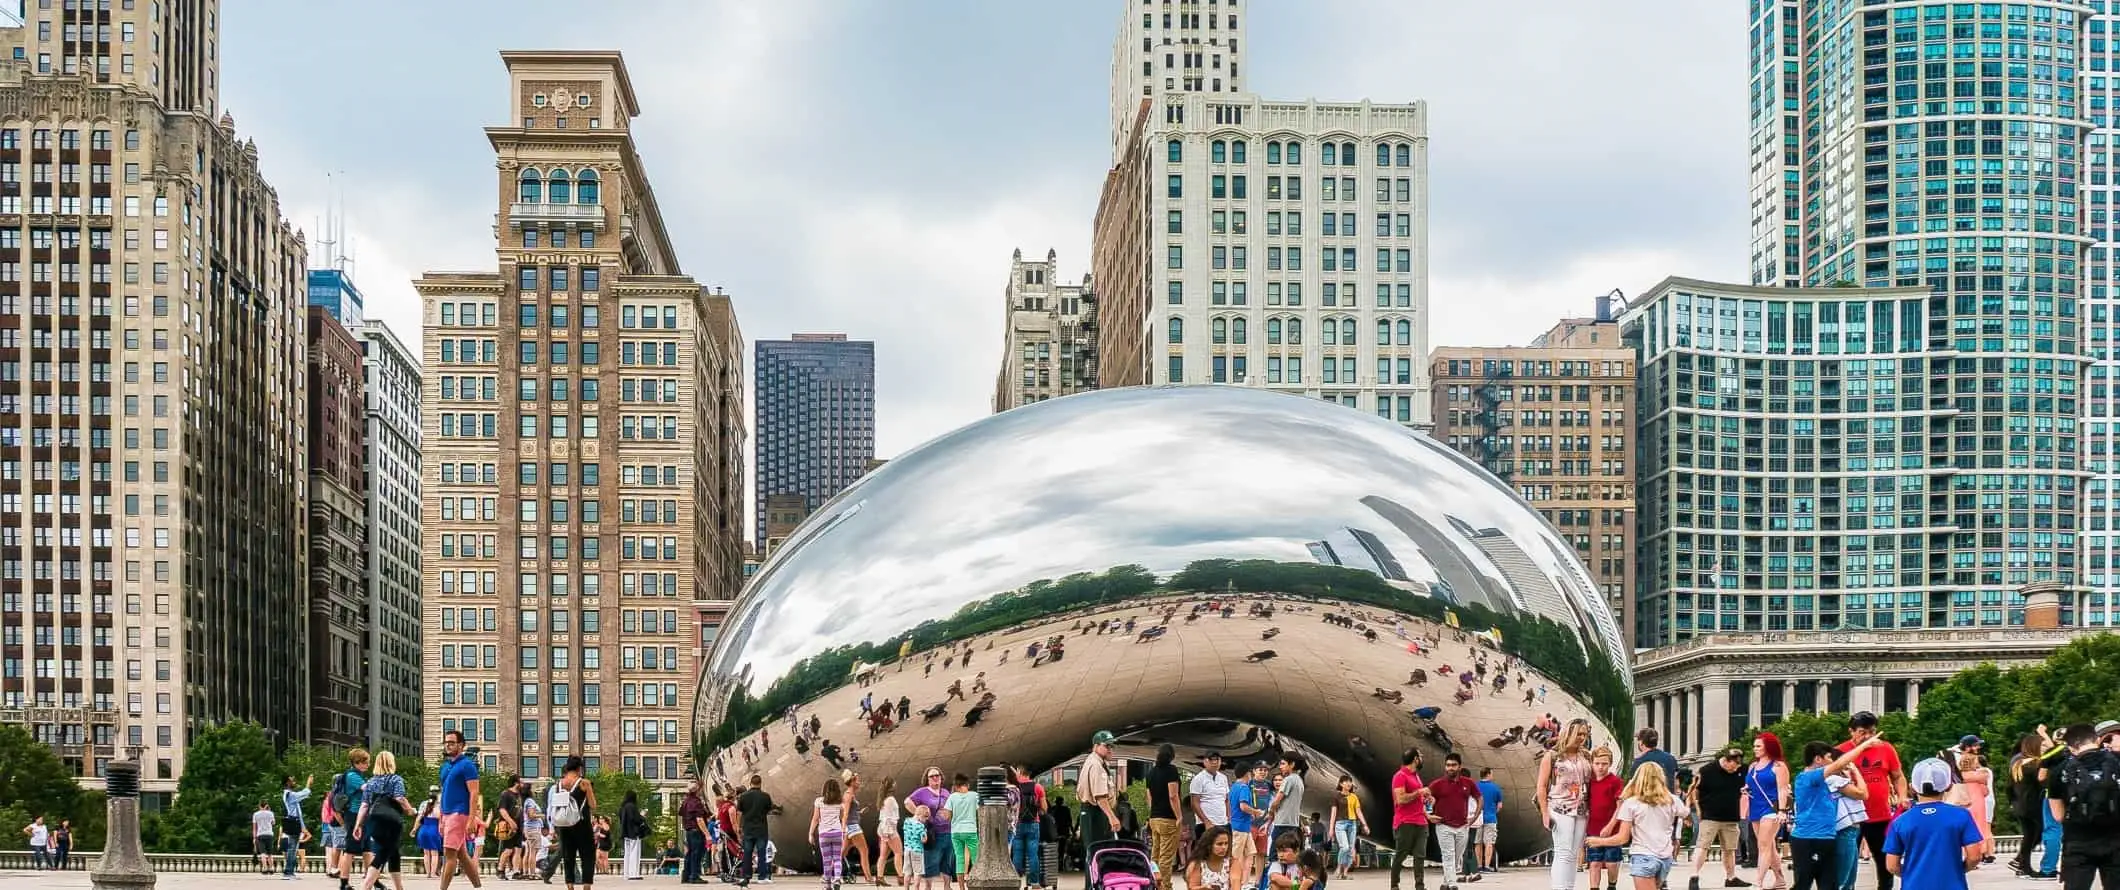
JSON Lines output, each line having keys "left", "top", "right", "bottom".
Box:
{"left": 1430, "top": 304, "right": 1637, "bottom": 633}
{"left": 416, "top": 51, "right": 745, "bottom": 791}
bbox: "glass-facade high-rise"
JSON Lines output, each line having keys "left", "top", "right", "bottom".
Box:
{"left": 753, "top": 335, "right": 876, "bottom": 545}
{"left": 2081, "top": 1, "right": 2120, "bottom": 628}
{"left": 1703, "top": 0, "right": 2092, "bottom": 648}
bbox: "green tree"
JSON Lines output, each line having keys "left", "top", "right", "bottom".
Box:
{"left": 1751, "top": 711, "right": 1850, "bottom": 758}
{"left": 156, "top": 721, "right": 284, "bottom": 853}
{"left": 591, "top": 770, "right": 666, "bottom": 847}
{"left": 0, "top": 724, "right": 85, "bottom": 824}
{"left": 0, "top": 805, "right": 32, "bottom": 851}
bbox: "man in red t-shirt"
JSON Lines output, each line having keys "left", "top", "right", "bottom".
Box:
{"left": 1390, "top": 748, "right": 1433, "bottom": 890}
{"left": 1838, "top": 711, "right": 1909, "bottom": 890}
{"left": 1428, "top": 752, "right": 1484, "bottom": 890}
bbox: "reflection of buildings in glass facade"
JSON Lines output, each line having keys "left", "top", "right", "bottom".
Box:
{"left": 1626, "top": 279, "right": 2071, "bottom": 648}
{"left": 1742, "top": 1, "right": 2089, "bottom": 642}
{"left": 2083, "top": 2, "right": 2120, "bottom": 630}
{"left": 754, "top": 335, "right": 876, "bottom": 544}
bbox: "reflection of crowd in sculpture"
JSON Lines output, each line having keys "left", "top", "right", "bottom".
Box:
{"left": 696, "top": 589, "right": 1613, "bottom": 888}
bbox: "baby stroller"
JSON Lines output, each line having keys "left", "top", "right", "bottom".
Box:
{"left": 1087, "top": 839, "right": 1156, "bottom": 890}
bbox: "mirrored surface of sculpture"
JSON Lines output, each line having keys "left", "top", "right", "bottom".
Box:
{"left": 699, "top": 386, "right": 1632, "bottom": 867}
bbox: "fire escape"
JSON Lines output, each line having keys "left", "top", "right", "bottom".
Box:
{"left": 1062, "top": 288, "right": 1101, "bottom": 392}
{"left": 1474, "top": 363, "right": 1513, "bottom": 482}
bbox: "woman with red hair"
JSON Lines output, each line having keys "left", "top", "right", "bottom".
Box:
{"left": 1741, "top": 732, "right": 1791, "bottom": 889}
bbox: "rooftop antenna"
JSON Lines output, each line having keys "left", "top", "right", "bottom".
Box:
{"left": 316, "top": 172, "right": 341, "bottom": 272}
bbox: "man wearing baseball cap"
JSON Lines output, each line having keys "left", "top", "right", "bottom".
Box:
{"left": 1837, "top": 712, "right": 1909, "bottom": 890}
{"left": 1079, "top": 730, "right": 1120, "bottom": 890}
{"left": 1882, "top": 759, "right": 1983, "bottom": 890}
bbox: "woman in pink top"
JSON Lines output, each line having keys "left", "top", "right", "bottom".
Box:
{"left": 1536, "top": 720, "right": 1593, "bottom": 890}
{"left": 1956, "top": 750, "right": 1993, "bottom": 856}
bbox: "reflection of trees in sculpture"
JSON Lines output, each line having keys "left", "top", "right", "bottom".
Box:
{"left": 706, "top": 565, "right": 1159, "bottom": 748}
{"left": 706, "top": 560, "right": 1630, "bottom": 746}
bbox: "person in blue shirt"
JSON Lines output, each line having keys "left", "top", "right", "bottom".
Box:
{"left": 1474, "top": 768, "right": 1503, "bottom": 875}
{"left": 1229, "top": 766, "right": 1259, "bottom": 890}
{"left": 1788, "top": 736, "right": 1884, "bottom": 890}
{"left": 1883, "top": 759, "right": 1983, "bottom": 890}
{"left": 282, "top": 774, "right": 315, "bottom": 880}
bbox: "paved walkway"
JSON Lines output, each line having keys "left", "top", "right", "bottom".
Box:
{"left": 0, "top": 864, "right": 2045, "bottom": 889}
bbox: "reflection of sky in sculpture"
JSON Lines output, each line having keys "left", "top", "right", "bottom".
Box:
{"left": 712, "top": 385, "right": 1627, "bottom": 693}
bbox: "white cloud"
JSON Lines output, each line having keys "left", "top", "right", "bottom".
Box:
{"left": 1429, "top": 246, "right": 1723, "bottom": 349}
{"left": 797, "top": 179, "right": 1091, "bottom": 455}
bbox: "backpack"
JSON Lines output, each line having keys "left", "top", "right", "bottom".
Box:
{"left": 327, "top": 772, "right": 352, "bottom": 825}
{"left": 548, "top": 778, "right": 584, "bottom": 829}
{"left": 2062, "top": 749, "right": 2120, "bottom": 826}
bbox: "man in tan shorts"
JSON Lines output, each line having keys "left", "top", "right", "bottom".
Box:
{"left": 1687, "top": 748, "right": 1747, "bottom": 890}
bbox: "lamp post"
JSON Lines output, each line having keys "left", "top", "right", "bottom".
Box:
{"left": 90, "top": 755, "right": 156, "bottom": 890}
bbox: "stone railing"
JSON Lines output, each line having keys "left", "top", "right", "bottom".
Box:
{"left": 0, "top": 849, "right": 482, "bottom": 874}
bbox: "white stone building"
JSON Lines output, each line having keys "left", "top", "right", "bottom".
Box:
{"left": 359, "top": 319, "right": 425, "bottom": 755}
{"left": 1096, "top": 3, "right": 1431, "bottom": 428}
{"left": 993, "top": 248, "right": 1098, "bottom": 413}
{"left": 1109, "top": 0, "right": 1248, "bottom": 163}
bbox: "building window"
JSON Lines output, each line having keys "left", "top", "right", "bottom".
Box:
{"left": 548, "top": 170, "right": 572, "bottom": 204}
{"left": 1168, "top": 317, "right": 1184, "bottom": 344}
{"left": 518, "top": 169, "right": 542, "bottom": 203}
{"left": 577, "top": 169, "right": 600, "bottom": 204}
{"left": 1168, "top": 140, "right": 1182, "bottom": 163}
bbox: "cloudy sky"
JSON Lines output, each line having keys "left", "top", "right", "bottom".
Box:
{"left": 222, "top": 0, "right": 1751, "bottom": 459}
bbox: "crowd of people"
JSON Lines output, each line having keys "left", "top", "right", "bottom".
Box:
{"left": 1510, "top": 714, "right": 2120, "bottom": 890}
{"left": 237, "top": 730, "right": 660, "bottom": 889}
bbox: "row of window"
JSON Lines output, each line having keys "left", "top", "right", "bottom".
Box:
{"left": 0, "top": 128, "right": 135, "bottom": 151}
{"left": 1165, "top": 244, "right": 1416, "bottom": 273}
{"left": 1164, "top": 354, "right": 1422, "bottom": 387}
{"left": 1177, "top": 280, "right": 1419, "bottom": 308}
{"left": 1172, "top": 138, "right": 1418, "bottom": 169}
{"left": 516, "top": 168, "right": 603, "bottom": 205}
{"left": 1171, "top": 174, "right": 1417, "bottom": 204}
{"left": 522, "top": 228, "right": 595, "bottom": 250}
{"left": 1172, "top": 315, "right": 1418, "bottom": 346}
{"left": 515, "top": 265, "right": 603, "bottom": 293}
{"left": 1173, "top": 209, "right": 1418, "bottom": 238}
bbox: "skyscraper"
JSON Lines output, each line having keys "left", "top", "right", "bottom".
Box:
{"left": 1093, "top": 3, "right": 1432, "bottom": 427}
{"left": 0, "top": 6, "right": 311, "bottom": 792}
{"left": 356, "top": 317, "right": 425, "bottom": 756}
{"left": 1108, "top": 0, "right": 1247, "bottom": 162}
{"left": 754, "top": 335, "right": 876, "bottom": 544}
{"left": 306, "top": 304, "right": 368, "bottom": 748}
{"left": 416, "top": 51, "right": 748, "bottom": 788}
{"left": 2081, "top": 4, "right": 2120, "bottom": 630}
{"left": 1721, "top": 1, "right": 2087, "bottom": 644}
{"left": 994, "top": 248, "right": 1098, "bottom": 413}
